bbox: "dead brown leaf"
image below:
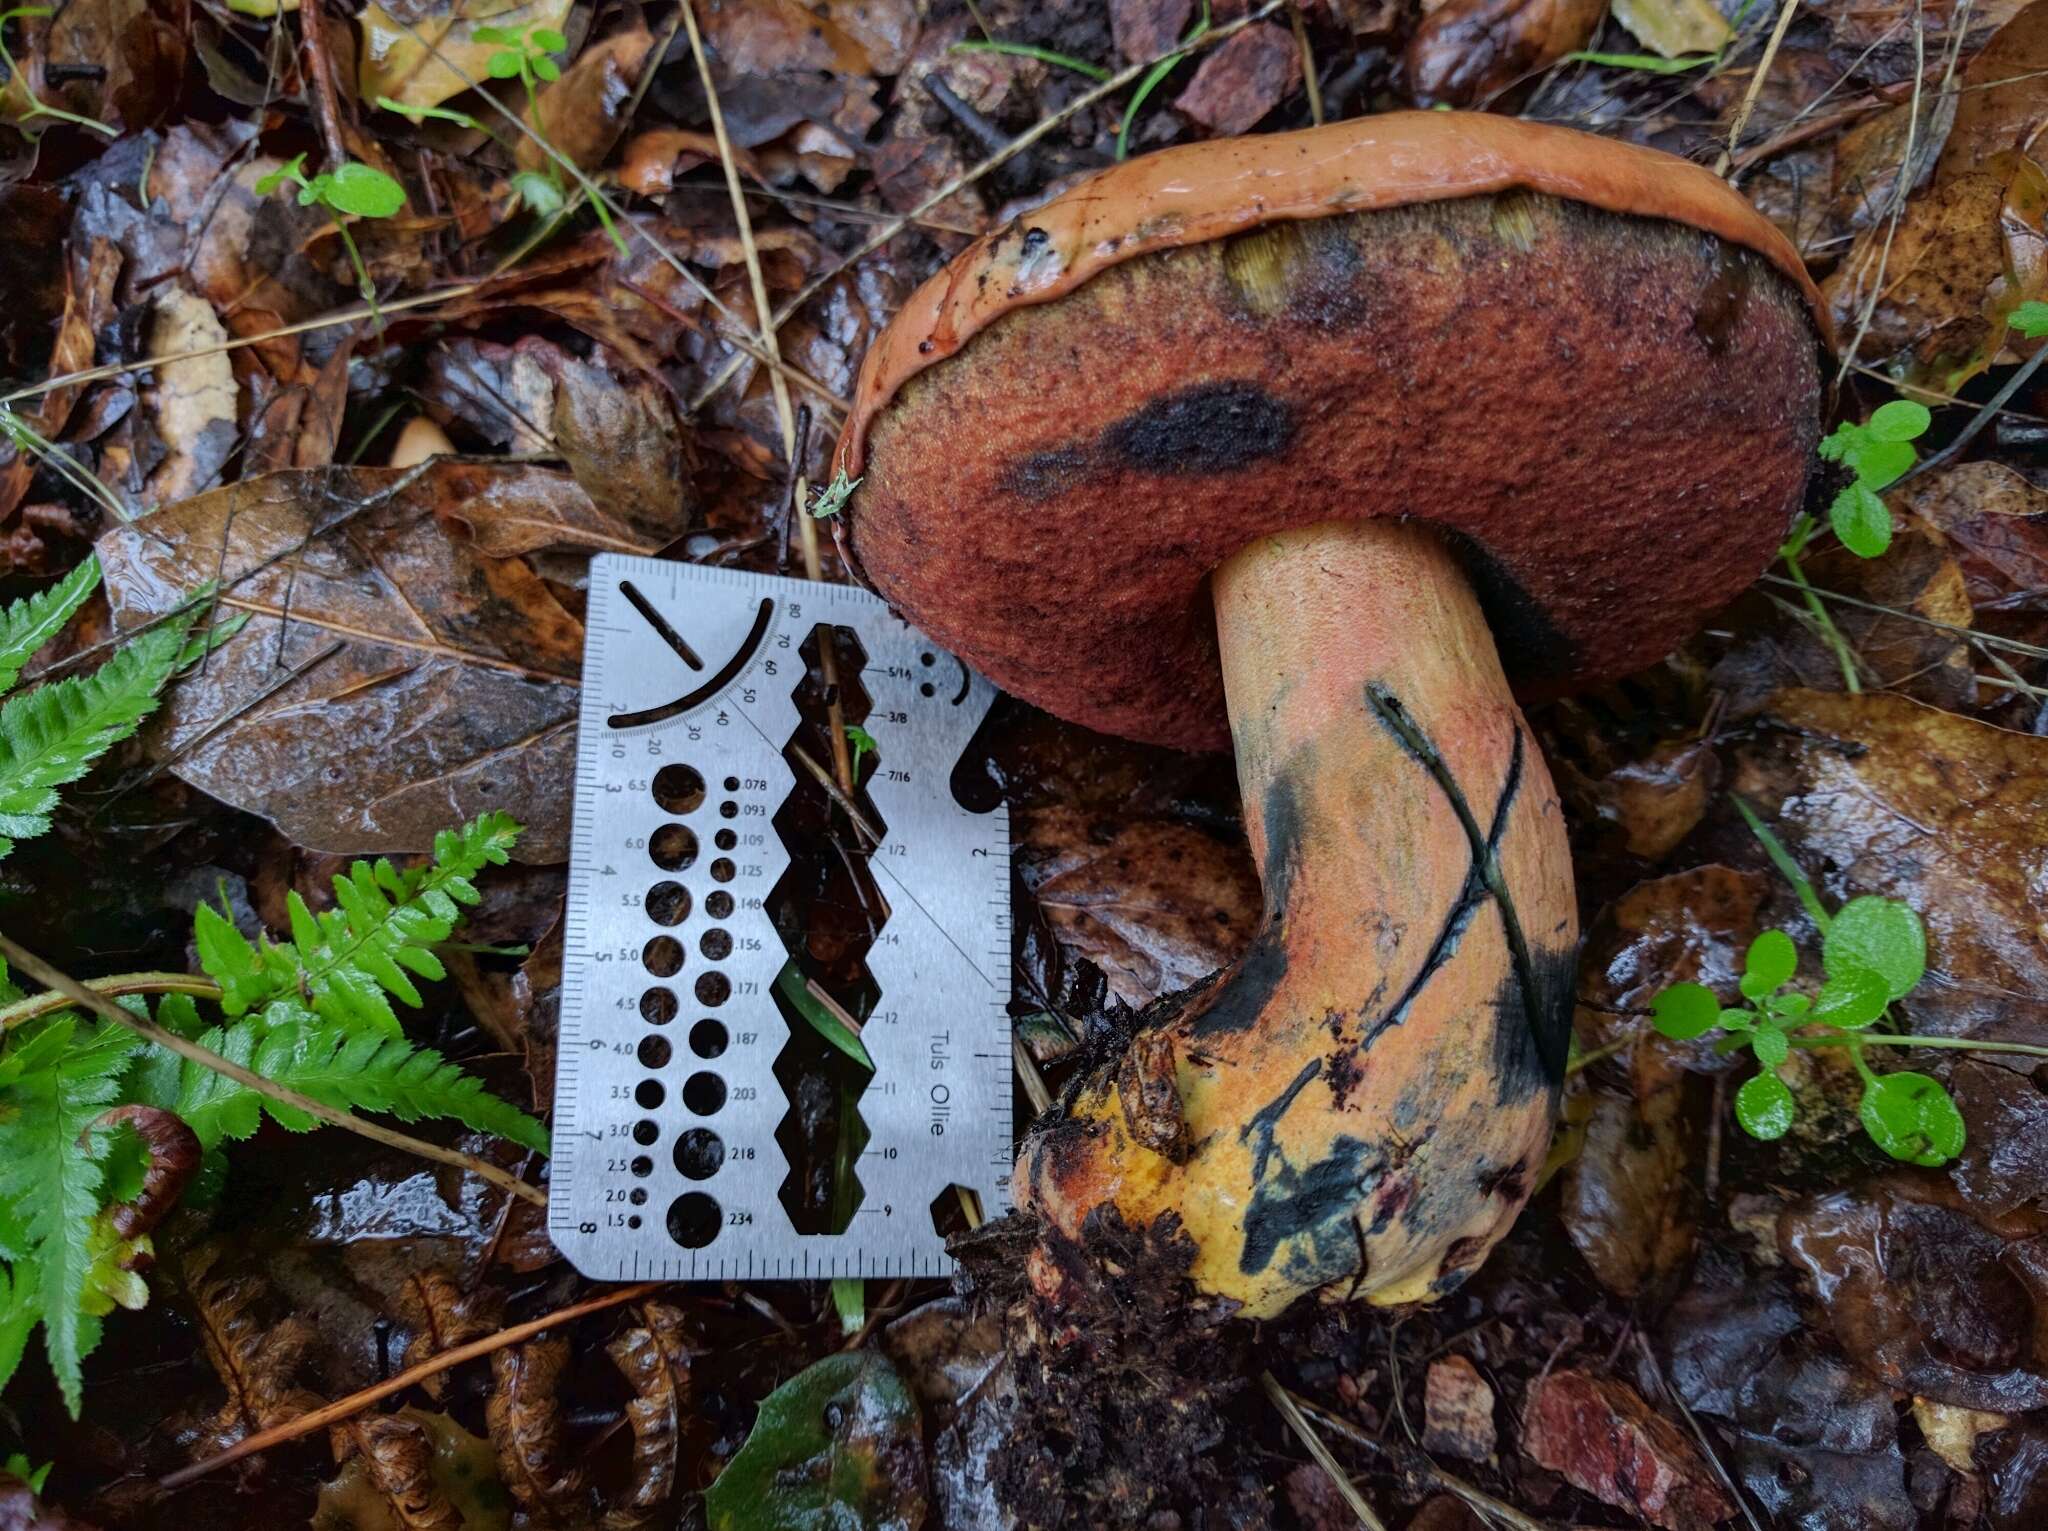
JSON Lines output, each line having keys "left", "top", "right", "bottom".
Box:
{"left": 1732, "top": 689, "right": 2048, "bottom": 1053}
{"left": 1940, "top": 0, "right": 2048, "bottom": 183}
{"left": 1173, "top": 22, "right": 1298, "bottom": 136}
{"left": 1404, "top": 0, "right": 1605, "bottom": 106}
{"left": 1899, "top": 461, "right": 2048, "bottom": 612}
{"left": 1016, "top": 806, "right": 1258, "bottom": 1007}
{"left": 1521, "top": 1370, "right": 1735, "bottom": 1530}
{"left": 602, "top": 1303, "right": 692, "bottom": 1528}
{"left": 41, "top": 0, "right": 187, "bottom": 132}
{"left": 0, "top": 236, "right": 118, "bottom": 523}
{"left": 516, "top": 24, "right": 652, "bottom": 175}
{"left": 358, "top": 0, "right": 576, "bottom": 112}
{"left": 1422, "top": 1355, "right": 1497, "bottom": 1461}
{"left": 171, "top": 1251, "right": 327, "bottom": 1460}
{"left": 1113, "top": 0, "right": 1195, "bottom": 63}
{"left": 396, "top": 1272, "right": 503, "bottom": 1400}
{"left": 330, "top": 1413, "right": 465, "bottom": 1531}
{"left": 1560, "top": 1046, "right": 1697, "bottom": 1297}
{"left": 487, "top": 1335, "right": 585, "bottom": 1522}
{"left": 96, "top": 461, "right": 691, "bottom": 860}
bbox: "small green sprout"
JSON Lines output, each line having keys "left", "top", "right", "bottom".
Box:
{"left": 809, "top": 471, "right": 861, "bottom": 520}
{"left": 255, "top": 154, "right": 406, "bottom": 323}
{"left": 476, "top": 20, "right": 567, "bottom": 115}
{"left": 2011, "top": 299, "right": 2048, "bottom": 338}
{"left": 844, "top": 724, "right": 877, "bottom": 774}
{"left": 374, "top": 95, "right": 566, "bottom": 219}
{"left": 1649, "top": 808, "right": 1965, "bottom": 1165}
{"left": 1813, "top": 397, "right": 1932, "bottom": 559}
{"left": 2, "top": 1455, "right": 50, "bottom": 1494}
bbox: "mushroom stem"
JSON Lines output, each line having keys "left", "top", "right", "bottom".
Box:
{"left": 1015, "top": 519, "right": 1577, "bottom": 1319}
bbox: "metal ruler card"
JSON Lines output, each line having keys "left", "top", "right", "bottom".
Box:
{"left": 552, "top": 556, "right": 1014, "bottom": 1282}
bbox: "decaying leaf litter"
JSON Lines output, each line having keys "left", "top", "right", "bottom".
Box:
{"left": 0, "top": 0, "right": 2044, "bottom": 1527}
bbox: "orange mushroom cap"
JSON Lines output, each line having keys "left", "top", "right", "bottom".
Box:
{"left": 836, "top": 112, "right": 1829, "bottom": 751}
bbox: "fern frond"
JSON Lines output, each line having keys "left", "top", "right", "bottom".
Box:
{"left": 0, "top": 558, "right": 100, "bottom": 697}
{"left": 149, "top": 1017, "right": 546, "bottom": 1154}
{"left": 0, "top": 610, "right": 196, "bottom": 859}
{"left": 0, "top": 1018, "right": 140, "bottom": 1415}
{"left": 196, "top": 812, "right": 523, "bottom": 1036}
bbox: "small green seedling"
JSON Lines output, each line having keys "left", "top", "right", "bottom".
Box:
{"left": 374, "top": 95, "right": 564, "bottom": 218}
{"left": 255, "top": 154, "right": 406, "bottom": 322}
{"left": 1812, "top": 397, "right": 1932, "bottom": 559}
{"left": 809, "top": 471, "right": 861, "bottom": 520}
{"left": 476, "top": 21, "right": 567, "bottom": 114}
{"left": 844, "top": 724, "right": 877, "bottom": 775}
{"left": 2011, "top": 300, "right": 2048, "bottom": 339}
{"left": 1650, "top": 813, "right": 1965, "bottom": 1165}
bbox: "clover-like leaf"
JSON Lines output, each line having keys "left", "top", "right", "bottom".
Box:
{"left": 1719, "top": 1006, "right": 1757, "bottom": 1031}
{"left": 321, "top": 161, "right": 406, "bottom": 218}
{"left": 532, "top": 54, "right": 561, "bottom": 81}
{"left": 1740, "top": 929, "right": 1796, "bottom": 999}
{"left": 1651, "top": 982, "right": 1720, "bottom": 1040}
{"left": 1825, "top": 896, "right": 1925, "bottom": 1000}
{"left": 1769, "top": 992, "right": 1811, "bottom": 1019}
{"left": 530, "top": 26, "right": 568, "bottom": 50}
{"left": 1849, "top": 436, "right": 1916, "bottom": 490}
{"left": 1859, "top": 1071, "right": 1965, "bottom": 1165}
{"left": 1811, "top": 964, "right": 1889, "bottom": 1030}
{"left": 1735, "top": 1071, "right": 1796, "bottom": 1140}
{"left": 1866, "top": 398, "right": 1931, "bottom": 443}
{"left": 1752, "top": 1026, "right": 1789, "bottom": 1067}
{"left": 486, "top": 48, "right": 524, "bottom": 78}
{"left": 510, "top": 169, "right": 565, "bottom": 216}
{"left": 1831, "top": 480, "right": 1893, "bottom": 558}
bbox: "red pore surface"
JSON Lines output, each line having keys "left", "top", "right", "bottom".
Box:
{"left": 845, "top": 167, "right": 1823, "bottom": 750}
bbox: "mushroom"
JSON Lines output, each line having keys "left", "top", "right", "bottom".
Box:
{"left": 834, "top": 112, "right": 1827, "bottom": 1319}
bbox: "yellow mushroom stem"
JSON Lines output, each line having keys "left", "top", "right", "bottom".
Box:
{"left": 1014, "top": 518, "right": 1579, "bottom": 1319}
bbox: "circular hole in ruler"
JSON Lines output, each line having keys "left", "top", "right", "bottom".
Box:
{"left": 920, "top": 682, "right": 935, "bottom": 697}
{"left": 652, "top": 764, "right": 706, "bottom": 815}
{"left": 714, "top": 828, "right": 737, "bottom": 851}
{"left": 645, "top": 881, "right": 690, "bottom": 926}
{"left": 667, "top": 1192, "right": 720, "bottom": 1249}
{"left": 705, "top": 890, "right": 734, "bottom": 919}
{"left": 635, "top": 1079, "right": 665, "bottom": 1109}
{"left": 689, "top": 1018, "right": 728, "bottom": 1058}
{"left": 674, "top": 1127, "right": 723, "bottom": 1180}
{"left": 637, "top": 1035, "right": 672, "bottom": 1069}
{"left": 640, "top": 987, "right": 677, "bottom": 1025}
{"left": 643, "top": 936, "right": 684, "bottom": 977}
{"left": 632, "top": 1119, "right": 659, "bottom": 1145}
{"left": 695, "top": 971, "right": 731, "bottom": 1007}
{"left": 630, "top": 1154, "right": 653, "bottom": 1177}
{"left": 629, "top": 1188, "right": 647, "bottom": 1206}
{"left": 709, "top": 858, "right": 735, "bottom": 883}
{"left": 649, "top": 824, "right": 698, "bottom": 872}
{"left": 627, "top": 1214, "right": 643, "bottom": 1229}
{"left": 920, "top": 652, "right": 936, "bottom": 667}
{"left": 682, "top": 1071, "right": 727, "bottom": 1115}
{"left": 718, "top": 800, "right": 738, "bottom": 820}
{"left": 699, "top": 929, "right": 733, "bottom": 961}
{"left": 724, "top": 775, "right": 740, "bottom": 791}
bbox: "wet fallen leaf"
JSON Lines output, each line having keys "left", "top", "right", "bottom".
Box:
{"left": 140, "top": 285, "right": 238, "bottom": 508}
{"left": 880, "top": 1296, "right": 1004, "bottom": 1436}
{"left": 1112, "top": 0, "right": 1195, "bottom": 63}
{"left": 1566, "top": 738, "right": 1719, "bottom": 862}
{"left": 1559, "top": 1046, "right": 1697, "bottom": 1297}
{"left": 697, "top": 0, "right": 877, "bottom": 78}
{"left": 705, "top": 1350, "right": 928, "bottom": 1531}
{"left": 1898, "top": 461, "right": 2048, "bottom": 612}
{"left": 396, "top": 1272, "right": 503, "bottom": 1400}
{"left": 515, "top": 24, "right": 652, "bottom": 175}
{"left": 1983, "top": 1423, "right": 2048, "bottom": 1525}
{"left": 1916, "top": 1396, "right": 2011, "bottom": 1473}
{"left": 1015, "top": 806, "right": 1258, "bottom": 1008}
{"left": 1779, "top": 1178, "right": 2048, "bottom": 1411}
{"left": 1951, "top": 1060, "right": 2048, "bottom": 1216}
{"left": 1939, "top": 0, "right": 2048, "bottom": 183}
{"left": 1732, "top": 689, "right": 2048, "bottom": 1052}
{"left": 170, "top": 1249, "right": 327, "bottom": 1459}
{"left": 96, "top": 460, "right": 692, "bottom": 860}
{"left": 1520, "top": 1369, "right": 1735, "bottom": 1530}
{"left": 1611, "top": 0, "right": 1731, "bottom": 58}
{"left": 0, "top": 236, "right": 118, "bottom": 524}
{"left": 330, "top": 1413, "right": 465, "bottom": 1531}
{"left": 1405, "top": 0, "right": 1606, "bottom": 106}
{"left": 40, "top": 0, "right": 187, "bottom": 132}
{"left": 1422, "top": 1355, "right": 1497, "bottom": 1461}
{"left": 603, "top": 1303, "right": 693, "bottom": 1529}
{"left": 1172, "top": 22, "right": 1299, "bottom": 137}
{"left": 316, "top": 1409, "right": 509, "bottom": 1531}
{"left": 486, "top": 1335, "right": 586, "bottom": 1522}
{"left": 358, "top": 0, "right": 575, "bottom": 109}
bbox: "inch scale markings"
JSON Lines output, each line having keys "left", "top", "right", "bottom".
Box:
{"left": 553, "top": 557, "right": 1012, "bottom": 1282}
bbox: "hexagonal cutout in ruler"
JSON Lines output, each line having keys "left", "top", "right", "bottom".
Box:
{"left": 551, "top": 556, "right": 1013, "bottom": 1282}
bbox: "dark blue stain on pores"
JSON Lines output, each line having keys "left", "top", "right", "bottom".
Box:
{"left": 998, "top": 381, "right": 1297, "bottom": 500}
{"left": 1235, "top": 1057, "right": 1376, "bottom": 1286}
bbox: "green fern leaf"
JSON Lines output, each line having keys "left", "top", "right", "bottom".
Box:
{"left": 152, "top": 1017, "right": 545, "bottom": 1154}
{"left": 0, "top": 610, "right": 195, "bottom": 859}
{"left": 0, "top": 558, "right": 100, "bottom": 697}
{"left": 0, "top": 1018, "right": 140, "bottom": 1415}
{"left": 197, "top": 812, "right": 522, "bottom": 1036}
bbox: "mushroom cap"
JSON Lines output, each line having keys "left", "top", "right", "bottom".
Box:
{"left": 836, "top": 112, "right": 1828, "bottom": 752}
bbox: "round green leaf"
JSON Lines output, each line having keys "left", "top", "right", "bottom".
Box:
{"left": 472, "top": 24, "right": 514, "bottom": 44}
{"left": 1735, "top": 1071, "right": 1796, "bottom": 1140}
{"left": 322, "top": 162, "right": 406, "bottom": 218}
{"left": 1859, "top": 1071, "right": 1966, "bottom": 1165}
{"left": 1811, "top": 965, "right": 1889, "bottom": 1030}
{"left": 532, "top": 55, "right": 561, "bottom": 81}
{"left": 510, "top": 170, "right": 565, "bottom": 216}
{"left": 531, "top": 26, "right": 568, "bottom": 50}
{"left": 1752, "top": 1026, "right": 1789, "bottom": 1067}
{"left": 486, "top": 50, "right": 523, "bottom": 78}
{"left": 1742, "top": 929, "right": 1797, "bottom": 996}
{"left": 1867, "top": 399, "right": 1932, "bottom": 443}
{"left": 1824, "top": 896, "right": 1925, "bottom": 999}
{"left": 1850, "top": 436, "right": 1916, "bottom": 491}
{"left": 1651, "top": 982, "right": 1721, "bottom": 1040}
{"left": 1719, "top": 1007, "right": 1758, "bottom": 1031}
{"left": 254, "top": 152, "right": 306, "bottom": 196}
{"left": 1831, "top": 480, "right": 1892, "bottom": 558}
{"left": 1769, "top": 992, "right": 1811, "bottom": 1019}
{"left": 2012, "top": 299, "right": 2048, "bottom": 339}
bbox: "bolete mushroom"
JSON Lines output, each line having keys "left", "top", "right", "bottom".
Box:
{"left": 834, "top": 112, "right": 1827, "bottom": 1320}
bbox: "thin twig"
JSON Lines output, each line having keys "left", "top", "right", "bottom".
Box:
{"left": 0, "top": 932, "right": 546, "bottom": 1208}
{"left": 788, "top": 741, "right": 882, "bottom": 845}
{"left": 1635, "top": 1333, "right": 1764, "bottom": 1531}
{"left": 1716, "top": 0, "right": 1805, "bottom": 177}
{"left": 1904, "top": 342, "right": 2048, "bottom": 483}
{"left": 1289, "top": 3, "right": 1325, "bottom": 125}
{"left": 1758, "top": 574, "right": 2048, "bottom": 661}
{"left": 298, "top": 0, "right": 353, "bottom": 170}
{"left": 159, "top": 1281, "right": 665, "bottom": 1488}
{"left": 0, "top": 972, "right": 222, "bottom": 1032}
{"left": 1013, "top": 1034, "right": 1053, "bottom": 1117}
{"left": 1262, "top": 1372, "right": 1389, "bottom": 1530}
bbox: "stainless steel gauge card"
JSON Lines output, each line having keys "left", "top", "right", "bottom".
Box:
{"left": 551, "top": 556, "right": 1014, "bottom": 1281}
